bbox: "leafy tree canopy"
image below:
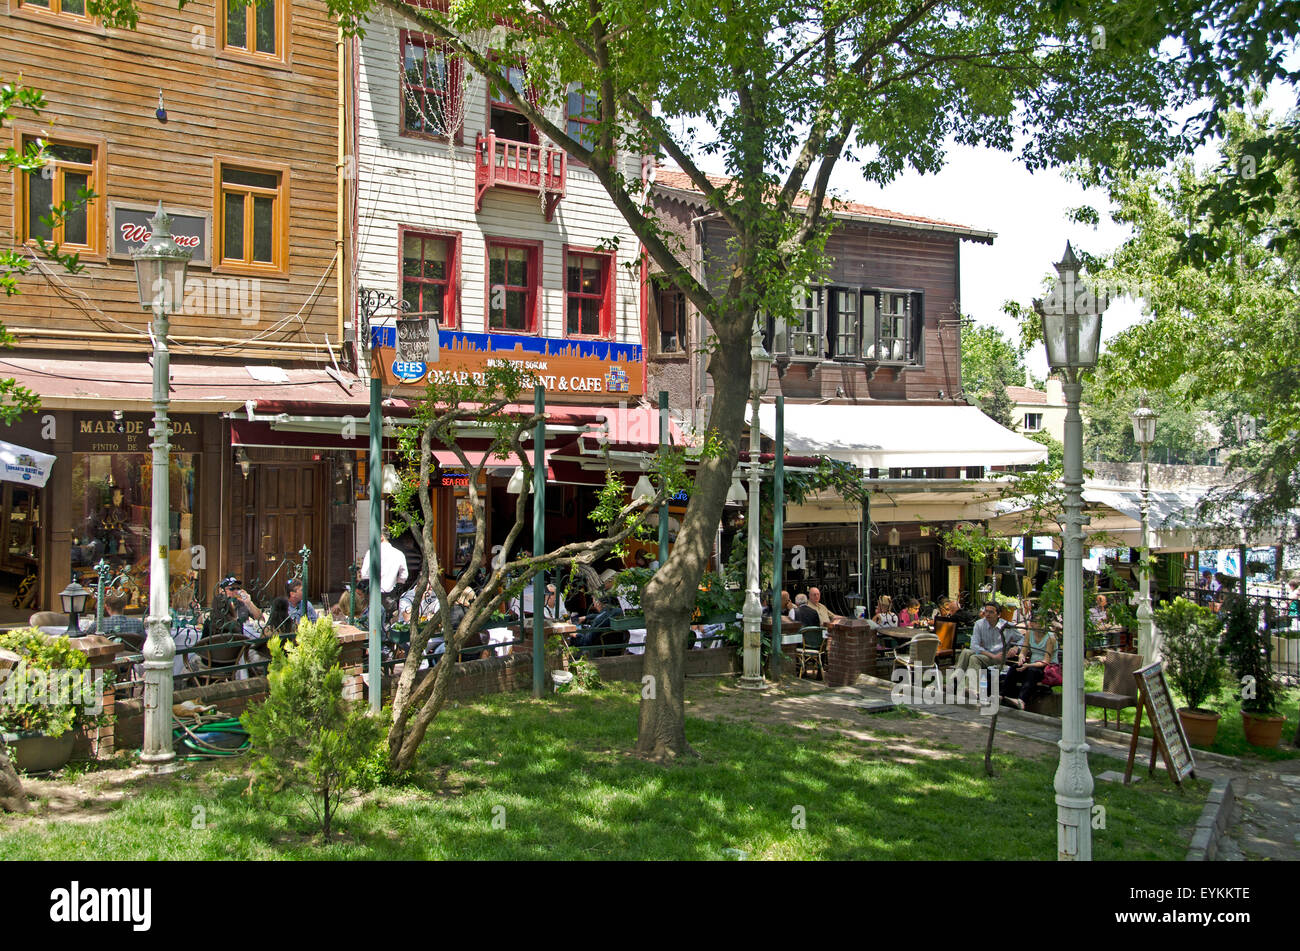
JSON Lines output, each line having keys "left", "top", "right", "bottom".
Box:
{"left": 960, "top": 315, "right": 1026, "bottom": 428}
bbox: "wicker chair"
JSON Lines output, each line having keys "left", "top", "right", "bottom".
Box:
{"left": 28, "top": 611, "right": 66, "bottom": 628}
{"left": 795, "top": 626, "right": 827, "bottom": 679}
{"left": 1084, "top": 650, "right": 1145, "bottom": 727}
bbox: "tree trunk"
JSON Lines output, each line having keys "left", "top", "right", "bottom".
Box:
{"left": 637, "top": 310, "right": 752, "bottom": 760}
{"left": 0, "top": 745, "right": 26, "bottom": 813}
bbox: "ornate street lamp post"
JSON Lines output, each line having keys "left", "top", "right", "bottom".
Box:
{"left": 1131, "top": 398, "right": 1158, "bottom": 662}
{"left": 1034, "top": 242, "right": 1106, "bottom": 860}
{"left": 132, "top": 203, "right": 192, "bottom": 765}
{"left": 740, "top": 320, "right": 774, "bottom": 689}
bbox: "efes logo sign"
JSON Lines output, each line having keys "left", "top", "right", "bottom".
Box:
{"left": 371, "top": 328, "right": 644, "bottom": 397}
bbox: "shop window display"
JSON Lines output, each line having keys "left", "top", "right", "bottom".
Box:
{"left": 70, "top": 453, "right": 197, "bottom": 610}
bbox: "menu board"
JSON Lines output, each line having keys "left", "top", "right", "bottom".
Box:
{"left": 1127, "top": 661, "right": 1196, "bottom": 785}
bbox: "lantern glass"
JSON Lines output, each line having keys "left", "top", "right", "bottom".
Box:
{"left": 1131, "top": 406, "right": 1158, "bottom": 447}
{"left": 726, "top": 475, "right": 746, "bottom": 504}
{"left": 1075, "top": 312, "right": 1103, "bottom": 368}
{"left": 633, "top": 474, "right": 655, "bottom": 501}
{"left": 132, "top": 204, "right": 191, "bottom": 313}
{"left": 59, "top": 581, "right": 89, "bottom": 615}
{"left": 1039, "top": 309, "right": 1069, "bottom": 370}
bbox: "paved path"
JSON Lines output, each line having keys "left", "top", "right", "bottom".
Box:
{"left": 775, "top": 674, "right": 1300, "bottom": 861}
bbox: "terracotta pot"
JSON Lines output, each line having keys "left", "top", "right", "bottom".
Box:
{"left": 9, "top": 731, "right": 75, "bottom": 773}
{"left": 1241, "top": 711, "right": 1286, "bottom": 748}
{"left": 1177, "top": 708, "right": 1221, "bottom": 747}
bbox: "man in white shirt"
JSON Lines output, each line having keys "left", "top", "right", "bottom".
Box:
{"left": 360, "top": 534, "right": 410, "bottom": 620}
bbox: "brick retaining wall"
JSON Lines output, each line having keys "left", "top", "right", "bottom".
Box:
{"left": 107, "top": 645, "right": 740, "bottom": 754}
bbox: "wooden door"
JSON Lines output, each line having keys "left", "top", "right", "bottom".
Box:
{"left": 246, "top": 463, "right": 325, "bottom": 602}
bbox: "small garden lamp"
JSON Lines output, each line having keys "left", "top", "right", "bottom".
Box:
{"left": 59, "top": 578, "right": 91, "bottom": 635}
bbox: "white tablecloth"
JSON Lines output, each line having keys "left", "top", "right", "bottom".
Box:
{"left": 627, "top": 628, "right": 646, "bottom": 655}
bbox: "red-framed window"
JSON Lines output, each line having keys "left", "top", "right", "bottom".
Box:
{"left": 564, "top": 247, "right": 614, "bottom": 338}
{"left": 401, "top": 228, "right": 460, "bottom": 328}
{"left": 487, "top": 60, "right": 537, "bottom": 143}
{"left": 486, "top": 238, "right": 540, "bottom": 333}
{"left": 400, "top": 31, "right": 463, "bottom": 140}
{"left": 566, "top": 87, "right": 600, "bottom": 149}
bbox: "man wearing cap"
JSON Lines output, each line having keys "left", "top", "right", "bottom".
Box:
{"left": 220, "top": 576, "right": 264, "bottom": 625}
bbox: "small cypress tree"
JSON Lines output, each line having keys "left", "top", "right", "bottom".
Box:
{"left": 242, "top": 616, "right": 381, "bottom": 837}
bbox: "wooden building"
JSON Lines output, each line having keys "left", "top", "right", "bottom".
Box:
{"left": 648, "top": 169, "right": 1046, "bottom": 614}
{"left": 0, "top": 0, "right": 356, "bottom": 613}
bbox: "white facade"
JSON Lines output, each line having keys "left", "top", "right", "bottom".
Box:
{"left": 354, "top": 11, "right": 646, "bottom": 348}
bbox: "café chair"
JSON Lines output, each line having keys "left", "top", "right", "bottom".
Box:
{"left": 892, "top": 632, "right": 941, "bottom": 683}
{"left": 795, "top": 626, "right": 827, "bottom": 679}
{"left": 1084, "top": 649, "right": 1145, "bottom": 728}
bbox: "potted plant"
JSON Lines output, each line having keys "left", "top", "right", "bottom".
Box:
{"left": 0, "top": 628, "right": 105, "bottom": 773}
{"left": 1155, "top": 597, "right": 1225, "bottom": 746}
{"left": 1219, "top": 593, "right": 1286, "bottom": 747}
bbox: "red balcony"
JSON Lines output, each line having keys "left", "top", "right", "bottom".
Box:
{"left": 475, "top": 132, "right": 566, "bottom": 221}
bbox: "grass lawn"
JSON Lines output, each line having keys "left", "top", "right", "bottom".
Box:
{"left": 1083, "top": 664, "right": 1300, "bottom": 761}
{"left": 0, "top": 682, "right": 1206, "bottom": 860}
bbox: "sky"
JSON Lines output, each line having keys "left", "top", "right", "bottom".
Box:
{"left": 674, "top": 55, "right": 1298, "bottom": 385}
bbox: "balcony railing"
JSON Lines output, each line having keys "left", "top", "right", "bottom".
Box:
{"left": 475, "top": 131, "right": 566, "bottom": 220}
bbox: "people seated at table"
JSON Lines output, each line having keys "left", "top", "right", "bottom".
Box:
{"left": 87, "top": 592, "right": 146, "bottom": 645}
{"left": 218, "top": 576, "right": 264, "bottom": 625}
{"left": 1012, "top": 598, "right": 1033, "bottom": 629}
{"left": 264, "top": 597, "right": 294, "bottom": 638}
{"left": 399, "top": 581, "right": 441, "bottom": 625}
{"left": 873, "top": 595, "right": 899, "bottom": 628}
{"left": 792, "top": 593, "right": 822, "bottom": 629}
{"left": 331, "top": 589, "right": 367, "bottom": 625}
{"left": 1089, "top": 593, "right": 1110, "bottom": 628}
{"left": 807, "top": 586, "right": 840, "bottom": 625}
{"left": 897, "top": 598, "right": 921, "bottom": 627}
{"left": 1002, "top": 616, "right": 1059, "bottom": 709}
{"left": 203, "top": 593, "right": 245, "bottom": 639}
{"left": 955, "top": 602, "right": 1023, "bottom": 690}
{"left": 780, "top": 590, "right": 794, "bottom": 618}
{"left": 285, "top": 579, "right": 317, "bottom": 626}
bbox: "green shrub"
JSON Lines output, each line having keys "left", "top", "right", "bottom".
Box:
{"left": 1154, "top": 597, "right": 1224, "bottom": 712}
{"left": 0, "top": 628, "right": 104, "bottom": 739}
{"left": 241, "top": 616, "right": 382, "bottom": 836}
{"left": 1219, "top": 594, "right": 1282, "bottom": 715}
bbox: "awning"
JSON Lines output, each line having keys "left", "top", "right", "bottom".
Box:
{"left": 0, "top": 355, "right": 366, "bottom": 412}
{"left": 0, "top": 439, "right": 55, "bottom": 488}
{"left": 229, "top": 420, "right": 394, "bottom": 451}
{"left": 757, "top": 403, "right": 1048, "bottom": 469}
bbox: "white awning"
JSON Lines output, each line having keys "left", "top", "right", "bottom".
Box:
{"left": 0, "top": 439, "right": 55, "bottom": 488}
{"left": 757, "top": 403, "right": 1048, "bottom": 469}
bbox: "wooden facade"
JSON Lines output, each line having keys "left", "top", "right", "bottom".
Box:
{"left": 0, "top": 0, "right": 340, "bottom": 356}
{"left": 648, "top": 180, "right": 986, "bottom": 412}
{"left": 354, "top": 8, "right": 647, "bottom": 371}
{"left": 0, "top": 1, "right": 348, "bottom": 614}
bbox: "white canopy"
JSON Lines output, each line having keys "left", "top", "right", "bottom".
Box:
{"left": 757, "top": 403, "right": 1048, "bottom": 470}
{"left": 0, "top": 439, "right": 55, "bottom": 488}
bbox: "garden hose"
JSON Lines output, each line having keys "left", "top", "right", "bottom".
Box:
{"left": 172, "top": 714, "right": 251, "bottom": 760}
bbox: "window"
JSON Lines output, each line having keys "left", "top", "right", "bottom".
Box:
{"left": 1023, "top": 413, "right": 1043, "bottom": 432}
{"left": 565, "top": 250, "right": 613, "bottom": 337}
{"left": 401, "top": 230, "right": 458, "bottom": 328}
{"left": 488, "top": 62, "right": 535, "bottom": 143}
{"left": 401, "top": 32, "right": 462, "bottom": 139}
{"left": 787, "top": 286, "right": 824, "bottom": 359}
{"left": 215, "top": 160, "right": 286, "bottom": 273}
{"left": 17, "top": 0, "right": 90, "bottom": 19}
{"left": 566, "top": 87, "right": 600, "bottom": 149}
{"left": 863, "top": 289, "right": 923, "bottom": 363}
{"left": 486, "top": 240, "right": 539, "bottom": 332}
{"left": 657, "top": 287, "right": 685, "bottom": 354}
{"left": 221, "top": 0, "right": 286, "bottom": 62}
{"left": 827, "top": 287, "right": 860, "bottom": 358}
{"left": 20, "top": 136, "right": 103, "bottom": 256}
